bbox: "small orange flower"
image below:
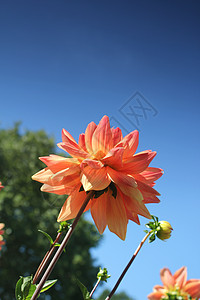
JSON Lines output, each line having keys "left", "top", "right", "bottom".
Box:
{"left": 0, "top": 182, "right": 4, "bottom": 191}
{"left": 32, "top": 116, "right": 163, "bottom": 240}
{"left": 0, "top": 223, "right": 5, "bottom": 251}
{"left": 148, "top": 267, "right": 200, "bottom": 299}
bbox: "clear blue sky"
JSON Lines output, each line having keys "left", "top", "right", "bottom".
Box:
{"left": 0, "top": 1, "right": 200, "bottom": 299}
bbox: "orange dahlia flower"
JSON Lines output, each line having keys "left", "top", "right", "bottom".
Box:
{"left": 32, "top": 116, "right": 163, "bottom": 240}
{"left": 0, "top": 182, "right": 4, "bottom": 191}
{"left": 148, "top": 267, "right": 200, "bottom": 299}
{"left": 0, "top": 223, "right": 5, "bottom": 251}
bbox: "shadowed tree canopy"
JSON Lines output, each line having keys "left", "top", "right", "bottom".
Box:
{"left": 0, "top": 124, "right": 101, "bottom": 299}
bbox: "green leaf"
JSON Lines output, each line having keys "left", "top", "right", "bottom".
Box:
{"left": 76, "top": 278, "right": 92, "bottom": 300}
{"left": 38, "top": 229, "right": 54, "bottom": 245}
{"left": 24, "top": 285, "right": 36, "bottom": 300}
{"left": 39, "top": 279, "right": 57, "bottom": 293}
{"left": 21, "top": 276, "right": 32, "bottom": 298}
{"left": 149, "top": 233, "right": 156, "bottom": 243}
{"left": 15, "top": 277, "right": 23, "bottom": 300}
{"left": 15, "top": 276, "right": 36, "bottom": 300}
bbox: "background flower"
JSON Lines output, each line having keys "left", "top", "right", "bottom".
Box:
{"left": 148, "top": 266, "right": 200, "bottom": 299}
{"left": 0, "top": 223, "right": 5, "bottom": 251}
{"left": 33, "top": 115, "right": 163, "bottom": 240}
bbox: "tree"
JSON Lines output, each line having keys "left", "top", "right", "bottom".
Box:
{"left": 97, "top": 289, "right": 135, "bottom": 300}
{"left": 0, "top": 124, "right": 101, "bottom": 299}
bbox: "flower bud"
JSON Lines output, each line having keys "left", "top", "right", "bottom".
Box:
{"left": 156, "top": 221, "right": 173, "bottom": 241}
{"left": 97, "top": 267, "right": 111, "bottom": 282}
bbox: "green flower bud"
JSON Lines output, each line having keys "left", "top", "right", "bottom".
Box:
{"left": 156, "top": 221, "right": 173, "bottom": 241}
{"left": 97, "top": 268, "right": 111, "bottom": 282}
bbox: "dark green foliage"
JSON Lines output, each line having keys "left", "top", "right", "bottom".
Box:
{"left": 0, "top": 124, "right": 100, "bottom": 299}
{"left": 97, "top": 289, "right": 134, "bottom": 300}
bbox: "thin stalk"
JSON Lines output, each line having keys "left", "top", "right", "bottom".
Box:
{"left": 105, "top": 231, "right": 151, "bottom": 300}
{"left": 32, "top": 232, "right": 62, "bottom": 284}
{"left": 31, "top": 190, "right": 95, "bottom": 300}
{"left": 89, "top": 278, "right": 101, "bottom": 299}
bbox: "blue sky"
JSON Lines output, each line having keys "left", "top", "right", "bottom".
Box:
{"left": 0, "top": 1, "right": 200, "bottom": 299}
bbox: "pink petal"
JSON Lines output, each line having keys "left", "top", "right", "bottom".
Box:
{"left": 62, "top": 128, "right": 78, "bottom": 145}
{"left": 81, "top": 166, "right": 111, "bottom": 191}
{"left": 57, "top": 186, "right": 92, "bottom": 221}
{"left": 106, "top": 189, "right": 128, "bottom": 240}
{"left": 101, "top": 147, "right": 124, "bottom": 169}
{"left": 160, "top": 268, "right": 175, "bottom": 288}
{"left": 92, "top": 116, "right": 113, "bottom": 155}
{"left": 111, "top": 127, "right": 123, "bottom": 146}
{"left": 85, "top": 121, "right": 97, "bottom": 154}
{"left": 91, "top": 193, "right": 107, "bottom": 234}
{"left": 174, "top": 266, "right": 187, "bottom": 289}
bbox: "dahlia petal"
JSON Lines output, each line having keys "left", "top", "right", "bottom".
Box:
{"left": 136, "top": 180, "right": 160, "bottom": 196}
{"left": 92, "top": 115, "right": 113, "bottom": 155}
{"left": 41, "top": 183, "right": 75, "bottom": 195}
{"left": 122, "top": 151, "right": 156, "bottom": 174}
{"left": 107, "top": 167, "right": 137, "bottom": 189}
{"left": 101, "top": 147, "right": 124, "bottom": 169}
{"left": 184, "top": 280, "right": 200, "bottom": 298}
{"left": 81, "top": 166, "right": 111, "bottom": 191}
{"left": 85, "top": 121, "right": 97, "bottom": 154}
{"left": 62, "top": 128, "right": 78, "bottom": 145}
{"left": 122, "top": 191, "right": 151, "bottom": 219}
{"left": 80, "top": 159, "right": 104, "bottom": 169}
{"left": 79, "top": 133, "right": 87, "bottom": 152}
{"left": 142, "top": 192, "right": 160, "bottom": 204}
{"left": 126, "top": 210, "right": 140, "bottom": 224}
{"left": 57, "top": 186, "right": 91, "bottom": 221}
{"left": 39, "top": 155, "right": 79, "bottom": 174}
{"left": 153, "top": 285, "right": 166, "bottom": 293}
{"left": 32, "top": 168, "right": 53, "bottom": 184}
{"left": 160, "top": 268, "right": 175, "bottom": 288}
{"left": 51, "top": 165, "right": 80, "bottom": 181}
{"left": 139, "top": 167, "right": 164, "bottom": 184}
{"left": 106, "top": 190, "right": 128, "bottom": 240}
{"left": 147, "top": 291, "right": 164, "bottom": 300}
{"left": 57, "top": 142, "right": 88, "bottom": 159}
{"left": 111, "top": 127, "right": 123, "bottom": 146}
{"left": 116, "top": 130, "right": 139, "bottom": 160}
{"left": 91, "top": 193, "right": 107, "bottom": 234}
{"left": 174, "top": 266, "right": 187, "bottom": 289}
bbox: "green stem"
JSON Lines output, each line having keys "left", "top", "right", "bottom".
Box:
{"left": 105, "top": 231, "right": 151, "bottom": 300}
{"left": 31, "top": 190, "right": 95, "bottom": 300}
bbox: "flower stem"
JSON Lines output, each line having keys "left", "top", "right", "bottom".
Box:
{"left": 105, "top": 231, "right": 151, "bottom": 300}
{"left": 32, "top": 232, "right": 62, "bottom": 284}
{"left": 31, "top": 190, "right": 95, "bottom": 300}
{"left": 89, "top": 278, "right": 101, "bottom": 298}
